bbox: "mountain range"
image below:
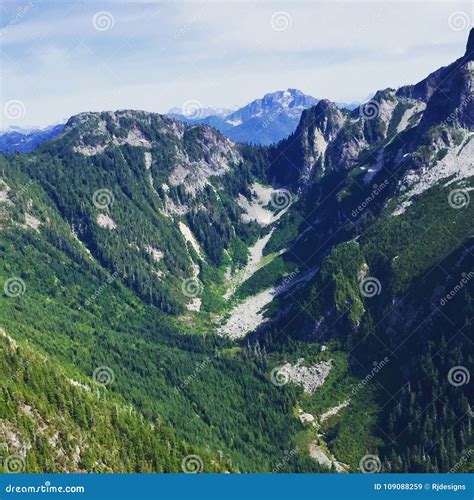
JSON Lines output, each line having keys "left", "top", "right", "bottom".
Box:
{"left": 0, "top": 124, "right": 65, "bottom": 153}
{"left": 169, "top": 88, "right": 358, "bottom": 145}
{"left": 0, "top": 30, "right": 472, "bottom": 474}
{"left": 0, "top": 89, "right": 356, "bottom": 154}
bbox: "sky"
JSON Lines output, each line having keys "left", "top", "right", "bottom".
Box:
{"left": 1, "top": 0, "right": 473, "bottom": 128}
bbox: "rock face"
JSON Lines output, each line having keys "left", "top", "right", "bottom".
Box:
{"left": 269, "top": 29, "right": 474, "bottom": 204}
{"left": 64, "top": 110, "right": 243, "bottom": 195}
{"left": 396, "top": 28, "right": 474, "bottom": 134}
{"left": 281, "top": 359, "right": 333, "bottom": 393}
{"left": 269, "top": 88, "right": 415, "bottom": 185}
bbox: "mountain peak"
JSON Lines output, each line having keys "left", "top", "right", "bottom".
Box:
{"left": 465, "top": 27, "right": 474, "bottom": 59}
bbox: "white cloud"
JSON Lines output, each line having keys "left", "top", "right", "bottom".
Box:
{"left": 1, "top": 0, "right": 473, "bottom": 127}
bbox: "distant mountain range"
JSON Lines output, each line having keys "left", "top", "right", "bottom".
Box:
{"left": 0, "top": 124, "right": 65, "bottom": 153}
{"left": 0, "top": 90, "right": 357, "bottom": 153}
{"left": 168, "top": 89, "right": 359, "bottom": 145}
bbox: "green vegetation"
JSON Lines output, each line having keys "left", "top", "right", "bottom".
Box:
{"left": 0, "top": 333, "right": 222, "bottom": 473}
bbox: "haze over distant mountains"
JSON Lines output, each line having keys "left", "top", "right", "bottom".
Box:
{"left": 0, "top": 89, "right": 358, "bottom": 153}
{"left": 169, "top": 88, "right": 359, "bottom": 145}
{"left": 0, "top": 124, "right": 65, "bottom": 153}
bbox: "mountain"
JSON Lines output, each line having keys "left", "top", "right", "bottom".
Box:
{"left": 0, "top": 124, "right": 65, "bottom": 153}
{"left": 170, "top": 89, "right": 325, "bottom": 145}
{"left": 0, "top": 31, "right": 473, "bottom": 474}
{"left": 168, "top": 105, "right": 237, "bottom": 119}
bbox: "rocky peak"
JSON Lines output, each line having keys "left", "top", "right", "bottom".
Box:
{"left": 412, "top": 30, "right": 474, "bottom": 135}
{"left": 297, "top": 99, "right": 345, "bottom": 142}
{"left": 397, "top": 29, "right": 474, "bottom": 103}
{"left": 465, "top": 27, "right": 474, "bottom": 59}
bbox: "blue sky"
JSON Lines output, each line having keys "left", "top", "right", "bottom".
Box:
{"left": 1, "top": 0, "right": 473, "bottom": 128}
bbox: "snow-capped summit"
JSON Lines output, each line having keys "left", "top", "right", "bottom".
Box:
{"left": 168, "top": 89, "right": 359, "bottom": 145}
{"left": 169, "top": 89, "right": 320, "bottom": 145}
